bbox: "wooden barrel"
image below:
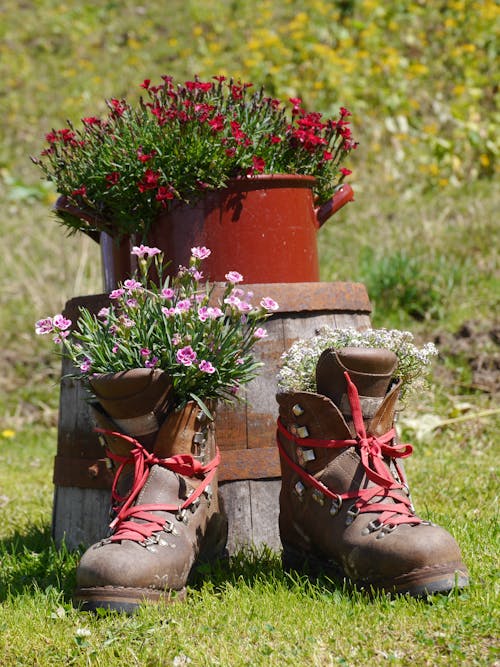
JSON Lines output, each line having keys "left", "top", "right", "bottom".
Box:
{"left": 52, "top": 282, "right": 371, "bottom": 552}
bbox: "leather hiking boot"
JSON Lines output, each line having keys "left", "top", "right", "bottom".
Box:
{"left": 74, "top": 402, "right": 228, "bottom": 612}
{"left": 89, "top": 368, "right": 173, "bottom": 450}
{"left": 276, "top": 347, "right": 469, "bottom": 596}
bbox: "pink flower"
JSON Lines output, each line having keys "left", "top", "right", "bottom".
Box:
{"left": 109, "top": 288, "right": 125, "bottom": 299}
{"left": 161, "top": 306, "right": 175, "bottom": 318}
{"left": 260, "top": 297, "right": 279, "bottom": 311}
{"left": 131, "top": 245, "right": 161, "bottom": 258}
{"left": 189, "top": 268, "right": 204, "bottom": 281}
{"left": 237, "top": 301, "right": 253, "bottom": 313}
{"left": 191, "top": 246, "right": 211, "bottom": 260}
{"left": 112, "top": 344, "right": 119, "bottom": 353}
{"left": 35, "top": 317, "right": 54, "bottom": 335}
{"left": 225, "top": 271, "right": 243, "bottom": 284}
{"left": 176, "top": 345, "right": 197, "bottom": 366}
{"left": 97, "top": 307, "right": 110, "bottom": 320}
{"left": 53, "top": 331, "right": 70, "bottom": 344}
{"left": 198, "top": 305, "right": 223, "bottom": 322}
{"left": 145, "top": 356, "right": 159, "bottom": 368}
{"left": 175, "top": 298, "right": 191, "bottom": 313}
{"left": 172, "top": 333, "right": 182, "bottom": 346}
{"left": 53, "top": 314, "right": 72, "bottom": 331}
{"left": 124, "top": 279, "right": 142, "bottom": 291}
{"left": 254, "top": 327, "right": 268, "bottom": 339}
{"left": 80, "top": 357, "right": 92, "bottom": 372}
{"left": 161, "top": 287, "right": 175, "bottom": 299}
{"left": 199, "top": 360, "right": 216, "bottom": 374}
{"left": 140, "top": 348, "right": 151, "bottom": 357}
{"left": 224, "top": 295, "right": 240, "bottom": 307}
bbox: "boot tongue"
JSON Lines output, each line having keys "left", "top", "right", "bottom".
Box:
{"left": 316, "top": 347, "right": 398, "bottom": 414}
{"left": 89, "top": 369, "right": 173, "bottom": 440}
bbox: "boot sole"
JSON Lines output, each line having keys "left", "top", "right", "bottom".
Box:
{"left": 74, "top": 585, "right": 186, "bottom": 613}
{"left": 282, "top": 544, "right": 469, "bottom": 597}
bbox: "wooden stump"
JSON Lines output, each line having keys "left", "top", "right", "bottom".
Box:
{"left": 52, "top": 282, "right": 371, "bottom": 553}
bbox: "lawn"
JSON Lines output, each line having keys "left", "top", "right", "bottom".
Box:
{"left": 0, "top": 1, "right": 498, "bottom": 665}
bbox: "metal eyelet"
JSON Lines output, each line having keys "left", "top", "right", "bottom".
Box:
{"left": 189, "top": 496, "right": 201, "bottom": 513}
{"left": 293, "top": 481, "right": 306, "bottom": 501}
{"left": 163, "top": 520, "right": 174, "bottom": 533}
{"left": 176, "top": 507, "right": 189, "bottom": 524}
{"left": 312, "top": 489, "right": 325, "bottom": 506}
{"left": 296, "top": 425, "right": 309, "bottom": 438}
{"left": 345, "top": 504, "right": 360, "bottom": 526}
{"left": 362, "top": 518, "right": 382, "bottom": 535}
{"left": 297, "top": 448, "right": 315, "bottom": 466}
{"left": 382, "top": 523, "right": 397, "bottom": 534}
{"left": 292, "top": 404, "right": 304, "bottom": 416}
{"left": 329, "top": 496, "right": 343, "bottom": 516}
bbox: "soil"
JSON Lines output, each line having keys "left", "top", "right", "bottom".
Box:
{"left": 433, "top": 320, "right": 500, "bottom": 395}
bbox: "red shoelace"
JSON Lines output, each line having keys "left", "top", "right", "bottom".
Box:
{"left": 96, "top": 428, "right": 220, "bottom": 543}
{"left": 276, "top": 372, "right": 422, "bottom": 528}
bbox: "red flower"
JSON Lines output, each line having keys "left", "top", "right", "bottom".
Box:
{"left": 213, "top": 75, "right": 226, "bottom": 83}
{"left": 72, "top": 185, "right": 87, "bottom": 197}
{"left": 230, "top": 120, "right": 247, "bottom": 142}
{"left": 186, "top": 80, "right": 212, "bottom": 92}
{"left": 140, "top": 79, "right": 151, "bottom": 89}
{"left": 225, "top": 148, "right": 237, "bottom": 158}
{"left": 323, "top": 151, "right": 334, "bottom": 161}
{"left": 340, "top": 168, "right": 352, "bottom": 176}
{"left": 138, "top": 169, "right": 160, "bottom": 192}
{"left": 208, "top": 114, "right": 225, "bottom": 132}
{"left": 251, "top": 156, "right": 265, "bottom": 173}
{"left": 45, "top": 132, "right": 58, "bottom": 144}
{"left": 58, "top": 128, "right": 77, "bottom": 144}
{"left": 82, "top": 116, "right": 101, "bottom": 126}
{"left": 105, "top": 172, "right": 120, "bottom": 187}
{"left": 109, "top": 98, "right": 126, "bottom": 117}
{"left": 339, "top": 107, "right": 352, "bottom": 118}
{"left": 156, "top": 186, "right": 175, "bottom": 206}
{"left": 137, "top": 147, "right": 157, "bottom": 162}
{"left": 268, "top": 135, "right": 282, "bottom": 144}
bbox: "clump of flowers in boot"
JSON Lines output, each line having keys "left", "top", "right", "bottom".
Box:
{"left": 36, "top": 246, "right": 278, "bottom": 413}
{"left": 277, "top": 326, "right": 438, "bottom": 400}
{"left": 33, "top": 74, "right": 356, "bottom": 239}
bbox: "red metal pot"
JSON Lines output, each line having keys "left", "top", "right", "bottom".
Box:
{"left": 55, "top": 175, "right": 353, "bottom": 288}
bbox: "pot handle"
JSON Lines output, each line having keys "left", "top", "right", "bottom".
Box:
{"left": 315, "top": 183, "right": 354, "bottom": 228}
{"left": 53, "top": 195, "right": 109, "bottom": 242}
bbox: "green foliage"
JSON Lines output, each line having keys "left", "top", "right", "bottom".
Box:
{"left": 359, "top": 248, "right": 464, "bottom": 323}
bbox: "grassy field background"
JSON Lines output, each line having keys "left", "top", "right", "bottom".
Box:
{"left": 0, "top": 1, "right": 498, "bottom": 665}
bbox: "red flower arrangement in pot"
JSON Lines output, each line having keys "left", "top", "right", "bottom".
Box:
{"left": 34, "top": 75, "right": 357, "bottom": 286}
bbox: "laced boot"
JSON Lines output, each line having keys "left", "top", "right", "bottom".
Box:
{"left": 89, "top": 368, "right": 173, "bottom": 450}
{"left": 87, "top": 368, "right": 174, "bottom": 499}
{"left": 74, "top": 402, "right": 228, "bottom": 612}
{"left": 276, "top": 347, "right": 468, "bottom": 596}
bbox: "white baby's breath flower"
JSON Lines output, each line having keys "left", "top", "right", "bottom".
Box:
{"left": 277, "top": 327, "right": 438, "bottom": 399}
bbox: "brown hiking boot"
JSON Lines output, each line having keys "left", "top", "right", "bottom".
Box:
{"left": 276, "top": 347, "right": 469, "bottom": 596}
{"left": 74, "top": 401, "right": 228, "bottom": 612}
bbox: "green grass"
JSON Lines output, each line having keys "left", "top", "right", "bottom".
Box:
{"left": 0, "top": 0, "right": 499, "bottom": 665}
